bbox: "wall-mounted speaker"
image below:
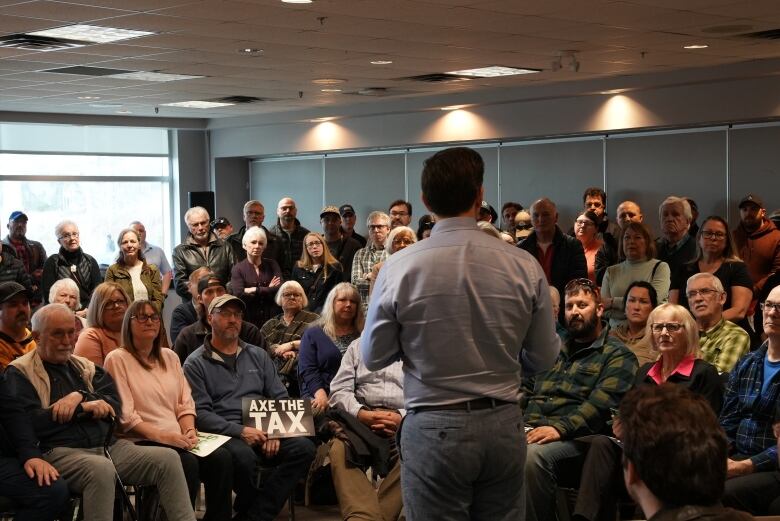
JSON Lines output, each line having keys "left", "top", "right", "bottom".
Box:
{"left": 188, "top": 191, "right": 215, "bottom": 219}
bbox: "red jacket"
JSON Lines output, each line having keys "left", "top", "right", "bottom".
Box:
{"left": 733, "top": 219, "right": 780, "bottom": 292}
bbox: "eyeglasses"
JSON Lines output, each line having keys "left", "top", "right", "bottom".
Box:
{"left": 575, "top": 219, "right": 595, "bottom": 227}
{"left": 392, "top": 237, "right": 414, "bottom": 246}
{"left": 305, "top": 241, "right": 322, "bottom": 248}
{"left": 761, "top": 301, "right": 780, "bottom": 313}
{"left": 685, "top": 288, "right": 720, "bottom": 299}
{"left": 368, "top": 224, "right": 389, "bottom": 230}
{"left": 214, "top": 308, "right": 243, "bottom": 319}
{"left": 132, "top": 313, "right": 160, "bottom": 323}
{"left": 105, "top": 299, "right": 128, "bottom": 310}
{"left": 650, "top": 322, "right": 684, "bottom": 333}
{"left": 282, "top": 293, "right": 301, "bottom": 299}
{"left": 701, "top": 231, "right": 726, "bottom": 240}
{"left": 58, "top": 232, "right": 79, "bottom": 240}
{"left": 515, "top": 223, "right": 532, "bottom": 230}
{"left": 564, "top": 278, "right": 600, "bottom": 296}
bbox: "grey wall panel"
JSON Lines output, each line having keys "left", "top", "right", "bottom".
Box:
{"left": 406, "top": 146, "right": 499, "bottom": 227}
{"left": 214, "top": 157, "right": 249, "bottom": 229}
{"left": 250, "top": 158, "right": 323, "bottom": 232}
{"left": 499, "top": 139, "right": 603, "bottom": 231}
{"left": 729, "top": 126, "right": 780, "bottom": 225}
{"left": 324, "top": 154, "right": 405, "bottom": 235}
{"left": 175, "top": 130, "right": 210, "bottom": 239}
{"left": 606, "top": 131, "right": 727, "bottom": 237}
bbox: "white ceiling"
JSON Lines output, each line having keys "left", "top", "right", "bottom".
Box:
{"left": 0, "top": 0, "right": 778, "bottom": 120}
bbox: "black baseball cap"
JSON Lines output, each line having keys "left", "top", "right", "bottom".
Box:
{"left": 339, "top": 204, "right": 355, "bottom": 217}
{"left": 197, "top": 274, "right": 225, "bottom": 295}
{"left": 211, "top": 217, "right": 231, "bottom": 229}
{"left": 0, "top": 282, "right": 29, "bottom": 304}
{"left": 738, "top": 194, "right": 764, "bottom": 210}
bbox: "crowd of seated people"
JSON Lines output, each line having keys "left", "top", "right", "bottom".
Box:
{"left": 0, "top": 180, "right": 777, "bottom": 521}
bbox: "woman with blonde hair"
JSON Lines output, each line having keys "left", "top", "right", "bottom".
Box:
{"left": 74, "top": 281, "right": 130, "bottom": 365}
{"left": 292, "top": 232, "right": 343, "bottom": 313}
{"left": 298, "top": 283, "right": 363, "bottom": 411}
{"left": 105, "top": 300, "right": 232, "bottom": 520}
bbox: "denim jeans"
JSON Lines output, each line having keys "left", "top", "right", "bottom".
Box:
{"left": 399, "top": 403, "right": 525, "bottom": 521}
{"left": 525, "top": 440, "right": 586, "bottom": 521}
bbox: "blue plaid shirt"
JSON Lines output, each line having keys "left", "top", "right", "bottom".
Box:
{"left": 719, "top": 342, "right": 780, "bottom": 471}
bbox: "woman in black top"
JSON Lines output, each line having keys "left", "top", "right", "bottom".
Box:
{"left": 292, "top": 232, "right": 343, "bottom": 314}
{"left": 41, "top": 220, "right": 102, "bottom": 310}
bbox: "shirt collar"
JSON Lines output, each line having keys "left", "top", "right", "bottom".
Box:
{"left": 429, "top": 216, "right": 479, "bottom": 236}
{"left": 647, "top": 354, "right": 696, "bottom": 384}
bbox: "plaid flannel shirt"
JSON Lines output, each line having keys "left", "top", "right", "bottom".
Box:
{"left": 524, "top": 325, "right": 638, "bottom": 439}
{"left": 350, "top": 244, "right": 387, "bottom": 308}
{"left": 719, "top": 342, "right": 780, "bottom": 471}
{"left": 699, "top": 318, "right": 751, "bottom": 374}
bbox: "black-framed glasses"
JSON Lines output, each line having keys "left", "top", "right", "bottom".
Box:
{"left": 685, "top": 288, "right": 720, "bottom": 299}
{"left": 131, "top": 313, "right": 161, "bottom": 323}
{"left": 701, "top": 231, "right": 726, "bottom": 240}
{"left": 761, "top": 302, "right": 780, "bottom": 313}
{"left": 650, "top": 322, "right": 684, "bottom": 333}
{"left": 58, "top": 232, "right": 79, "bottom": 240}
{"left": 105, "top": 299, "right": 128, "bottom": 310}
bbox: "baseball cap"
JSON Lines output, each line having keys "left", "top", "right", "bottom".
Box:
{"left": 207, "top": 294, "right": 245, "bottom": 315}
{"left": 339, "top": 204, "right": 355, "bottom": 217}
{"left": 320, "top": 205, "right": 340, "bottom": 219}
{"left": 211, "top": 217, "right": 231, "bottom": 229}
{"left": 0, "top": 282, "right": 29, "bottom": 304}
{"left": 738, "top": 194, "right": 764, "bottom": 210}
{"left": 197, "top": 274, "right": 225, "bottom": 295}
{"left": 514, "top": 211, "right": 533, "bottom": 239}
{"left": 479, "top": 201, "right": 498, "bottom": 223}
{"left": 8, "top": 211, "right": 28, "bottom": 222}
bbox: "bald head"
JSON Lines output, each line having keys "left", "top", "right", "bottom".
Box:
{"left": 531, "top": 198, "right": 558, "bottom": 237}
{"left": 616, "top": 201, "right": 643, "bottom": 230}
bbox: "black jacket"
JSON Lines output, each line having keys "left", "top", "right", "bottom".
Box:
{"left": 172, "top": 232, "right": 235, "bottom": 300}
{"left": 2, "top": 236, "right": 46, "bottom": 301}
{"left": 174, "top": 318, "right": 266, "bottom": 365}
{"left": 270, "top": 220, "right": 311, "bottom": 280}
{"left": 41, "top": 247, "right": 102, "bottom": 309}
{"left": 519, "top": 226, "right": 588, "bottom": 296}
{"left": 292, "top": 263, "right": 344, "bottom": 314}
{"left": 0, "top": 252, "right": 33, "bottom": 296}
{"left": 170, "top": 300, "right": 198, "bottom": 345}
{"left": 227, "top": 225, "right": 284, "bottom": 267}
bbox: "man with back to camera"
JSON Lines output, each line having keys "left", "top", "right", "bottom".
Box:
{"left": 621, "top": 384, "right": 754, "bottom": 521}
{"left": 362, "top": 146, "right": 561, "bottom": 521}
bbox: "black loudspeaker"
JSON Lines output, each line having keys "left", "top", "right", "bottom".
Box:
{"left": 188, "top": 191, "right": 215, "bottom": 219}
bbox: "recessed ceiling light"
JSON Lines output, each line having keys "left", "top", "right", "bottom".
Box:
{"left": 310, "top": 117, "right": 335, "bottom": 122}
{"left": 282, "top": 0, "right": 313, "bottom": 3}
{"left": 370, "top": 60, "right": 393, "bottom": 65}
{"left": 29, "top": 24, "right": 153, "bottom": 44}
{"left": 320, "top": 88, "right": 342, "bottom": 92}
{"left": 110, "top": 71, "right": 204, "bottom": 82}
{"left": 77, "top": 95, "right": 101, "bottom": 100}
{"left": 440, "top": 104, "right": 470, "bottom": 111}
{"left": 683, "top": 44, "right": 709, "bottom": 49}
{"left": 162, "top": 100, "right": 235, "bottom": 109}
{"left": 312, "top": 78, "right": 346, "bottom": 85}
{"left": 447, "top": 65, "right": 541, "bottom": 77}
{"left": 237, "top": 48, "right": 263, "bottom": 55}
{"left": 599, "top": 89, "right": 629, "bottom": 95}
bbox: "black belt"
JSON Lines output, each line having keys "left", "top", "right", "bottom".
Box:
{"left": 412, "top": 397, "right": 514, "bottom": 413}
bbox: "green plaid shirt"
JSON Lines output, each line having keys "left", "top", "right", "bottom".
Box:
{"left": 524, "top": 325, "right": 638, "bottom": 439}
{"left": 699, "top": 318, "right": 751, "bottom": 374}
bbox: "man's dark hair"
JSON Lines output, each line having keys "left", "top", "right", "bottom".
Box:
{"left": 621, "top": 384, "right": 727, "bottom": 508}
{"left": 622, "top": 281, "right": 658, "bottom": 311}
{"left": 501, "top": 202, "right": 523, "bottom": 214}
{"left": 421, "top": 147, "right": 484, "bottom": 217}
{"left": 583, "top": 187, "right": 607, "bottom": 206}
{"left": 388, "top": 199, "right": 412, "bottom": 216}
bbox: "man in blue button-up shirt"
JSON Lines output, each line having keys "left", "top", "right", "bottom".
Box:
{"left": 361, "top": 146, "right": 560, "bottom": 521}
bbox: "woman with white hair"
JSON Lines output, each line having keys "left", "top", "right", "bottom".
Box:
{"left": 368, "top": 225, "right": 417, "bottom": 296}
{"left": 41, "top": 219, "right": 102, "bottom": 309}
{"left": 49, "top": 277, "right": 87, "bottom": 335}
{"left": 298, "top": 283, "right": 363, "bottom": 411}
{"left": 259, "top": 280, "right": 319, "bottom": 396}
{"left": 230, "top": 226, "right": 282, "bottom": 328}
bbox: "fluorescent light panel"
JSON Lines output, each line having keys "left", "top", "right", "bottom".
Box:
{"left": 447, "top": 66, "right": 541, "bottom": 77}
{"left": 163, "top": 101, "right": 235, "bottom": 109}
{"left": 29, "top": 24, "right": 153, "bottom": 44}
{"left": 110, "top": 71, "right": 204, "bottom": 82}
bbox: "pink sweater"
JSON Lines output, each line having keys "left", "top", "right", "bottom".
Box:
{"left": 74, "top": 327, "right": 121, "bottom": 366}
{"left": 104, "top": 348, "right": 196, "bottom": 440}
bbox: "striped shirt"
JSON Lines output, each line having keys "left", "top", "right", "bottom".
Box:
{"left": 699, "top": 318, "right": 751, "bottom": 374}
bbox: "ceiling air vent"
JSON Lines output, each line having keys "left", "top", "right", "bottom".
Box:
{"left": 40, "top": 66, "right": 135, "bottom": 76}
{"left": 0, "top": 33, "right": 91, "bottom": 51}
{"left": 740, "top": 28, "right": 780, "bottom": 40}
{"left": 402, "top": 73, "right": 471, "bottom": 83}
{"left": 211, "top": 95, "right": 265, "bottom": 104}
